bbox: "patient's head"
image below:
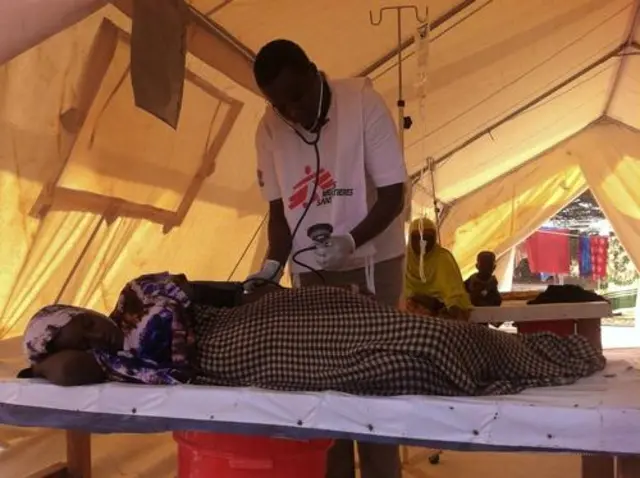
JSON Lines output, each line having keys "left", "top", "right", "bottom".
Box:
{"left": 24, "top": 305, "right": 124, "bottom": 364}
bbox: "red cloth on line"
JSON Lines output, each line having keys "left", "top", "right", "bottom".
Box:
{"left": 590, "top": 236, "right": 609, "bottom": 279}
{"left": 525, "top": 229, "right": 570, "bottom": 274}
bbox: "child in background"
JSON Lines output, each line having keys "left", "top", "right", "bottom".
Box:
{"left": 465, "top": 251, "right": 502, "bottom": 307}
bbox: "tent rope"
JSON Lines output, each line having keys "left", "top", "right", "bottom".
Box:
{"left": 226, "top": 215, "right": 267, "bottom": 281}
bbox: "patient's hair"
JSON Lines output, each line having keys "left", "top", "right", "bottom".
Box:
{"left": 253, "top": 39, "right": 312, "bottom": 89}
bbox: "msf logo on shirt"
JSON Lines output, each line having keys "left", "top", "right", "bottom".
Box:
{"left": 288, "top": 166, "right": 353, "bottom": 210}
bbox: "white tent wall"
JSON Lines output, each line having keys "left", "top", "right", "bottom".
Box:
{"left": 574, "top": 121, "right": 640, "bottom": 271}
{"left": 0, "top": 0, "right": 108, "bottom": 66}
{"left": 437, "top": 129, "right": 588, "bottom": 279}
{"left": 494, "top": 247, "right": 516, "bottom": 292}
{"left": 608, "top": 56, "right": 640, "bottom": 130}
{"left": 372, "top": 0, "right": 634, "bottom": 196}
{"left": 437, "top": 120, "right": 640, "bottom": 279}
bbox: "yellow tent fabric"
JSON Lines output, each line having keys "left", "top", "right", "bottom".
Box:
{"left": 0, "top": 0, "right": 638, "bottom": 339}
{"left": 2, "top": 1, "right": 640, "bottom": 475}
{"left": 574, "top": 122, "right": 640, "bottom": 269}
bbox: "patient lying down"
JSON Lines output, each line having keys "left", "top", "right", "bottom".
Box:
{"left": 22, "top": 273, "right": 606, "bottom": 397}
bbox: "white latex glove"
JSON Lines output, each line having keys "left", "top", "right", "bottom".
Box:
{"left": 314, "top": 234, "right": 356, "bottom": 270}
{"left": 244, "top": 259, "right": 283, "bottom": 292}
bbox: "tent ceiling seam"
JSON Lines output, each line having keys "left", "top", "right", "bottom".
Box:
{"left": 187, "top": 4, "right": 256, "bottom": 61}
{"left": 403, "top": 4, "right": 630, "bottom": 157}
{"left": 603, "top": 0, "right": 640, "bottom": 114}
{"left": 202, "top": 0, "right": 234, "bottom": 17}
{"left": 605, "top": 116, "right": 640, "bottom": 135}
{"left": 409, "top": 43, "right": 626, "bottom": 185}
{"left": 442, "top": 118, "right": 602, "bottom": 209}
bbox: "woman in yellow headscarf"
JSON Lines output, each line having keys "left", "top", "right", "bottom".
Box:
{"left": 405, "top": 217, "right": 472, "bottom": 320}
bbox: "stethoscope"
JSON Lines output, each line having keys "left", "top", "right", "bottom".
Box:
{"left": 269, "top": 73, "right": 376, "bottom": 294}
{"left": 274, "top": 71, "right": 326, "bottom": 145}
{"left": 270, "top": 73, "right": 328, "bottom": 283}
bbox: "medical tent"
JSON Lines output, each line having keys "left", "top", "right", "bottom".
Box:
{"left": 0, "top": 0, "right": 639, "bottom": 473}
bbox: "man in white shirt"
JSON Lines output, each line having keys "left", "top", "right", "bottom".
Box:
{"left": 245, "top": 39, "right": 407, "bottom": 478}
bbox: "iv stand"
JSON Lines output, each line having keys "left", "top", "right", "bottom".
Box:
{"left": 369, "top": 5, "right": 429, "bottom": 151}
{"left": 369, "top": 8, "right": 443, "bottom": 475}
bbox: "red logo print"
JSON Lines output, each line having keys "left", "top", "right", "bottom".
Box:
{"left": 288, "top": 166, "right": 336, "bottom": 210}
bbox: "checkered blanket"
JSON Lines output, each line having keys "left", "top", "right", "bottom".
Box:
{"left": 192, "top": 287, "right": 606, "bottom": 396}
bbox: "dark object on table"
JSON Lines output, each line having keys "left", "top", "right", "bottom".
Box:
{"left": 189, "top": 281, "right": 244, "bottom": 308}
{"left": 527, "top": 285, "right": 608, "bottom": 305}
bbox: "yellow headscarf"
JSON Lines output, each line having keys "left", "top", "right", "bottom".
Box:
{"left": 405, "top": 217, "right": 472, "bottom": 310}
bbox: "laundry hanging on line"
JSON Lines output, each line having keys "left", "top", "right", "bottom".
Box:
{"left": 590, "top": 235, "right": 609, "bottom": 279}
{"left": 525, "top": 229, "right": 571, "bottom": 275}
{"left": 578, "top": 235, "right": 609, "bottom": 279}
{"left": 578, "top": 235, "right": 592, "bottom": 277}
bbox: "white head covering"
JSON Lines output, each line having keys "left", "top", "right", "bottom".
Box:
{"left": 23, "top": 305, "right": 94, "bottom": 363}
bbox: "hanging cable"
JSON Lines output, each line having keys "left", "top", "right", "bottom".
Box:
{"left": 414, "top": 18, "right": 441, "bottom": 244}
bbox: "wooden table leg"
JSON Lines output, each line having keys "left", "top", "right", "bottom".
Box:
{"left": 616, "top": 456, "right": 640, "bottom": 477}
{"left": 576, "top": 319, "right": 602, "bottom": 352}
{"left": 581, "top": 455, "right": 614, "bottom": 478}
{"left": 66, "top": 430, "right": 92, "bottom": 478}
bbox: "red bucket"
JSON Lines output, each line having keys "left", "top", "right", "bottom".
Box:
{"left": 174, "top": 432, "right": 333, "bottom": 478}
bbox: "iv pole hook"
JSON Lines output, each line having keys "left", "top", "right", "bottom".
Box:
{"left": 369, "top": 6, "right": 429, "bottom": 26}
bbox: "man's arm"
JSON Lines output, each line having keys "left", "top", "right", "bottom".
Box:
{"left": 266, "top": 199, "right": 292, "bottom": 265}
{"left": 349, "top": 81, "right": 407, "bottom": 248}
{"left": 350, "top": 184, "right": 405, "bottom": 248}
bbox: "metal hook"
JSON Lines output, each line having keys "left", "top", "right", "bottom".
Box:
{"left": 369, "top": 5, "right": 429, "bottom": 26}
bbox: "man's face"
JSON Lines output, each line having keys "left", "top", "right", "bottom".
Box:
{"left": 410, "top": 230, "right": 436, "bottom": 257}
{"left": 261, "top": 66, "right": 321, "bottom": 130}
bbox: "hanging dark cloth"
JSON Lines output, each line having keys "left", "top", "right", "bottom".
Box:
{"left": 131, "top": 0, "right": 188, "bottom": 129}
{"left": 527, "top": 284, "right": 608, "bottom": 305}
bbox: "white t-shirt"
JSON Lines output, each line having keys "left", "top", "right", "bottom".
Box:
{"left": 255, "top": 77, "right": 407, "bottom": 274}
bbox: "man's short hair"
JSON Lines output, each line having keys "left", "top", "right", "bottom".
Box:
{"left": 253, "top": 39, "right": 312, "bottom": 89}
